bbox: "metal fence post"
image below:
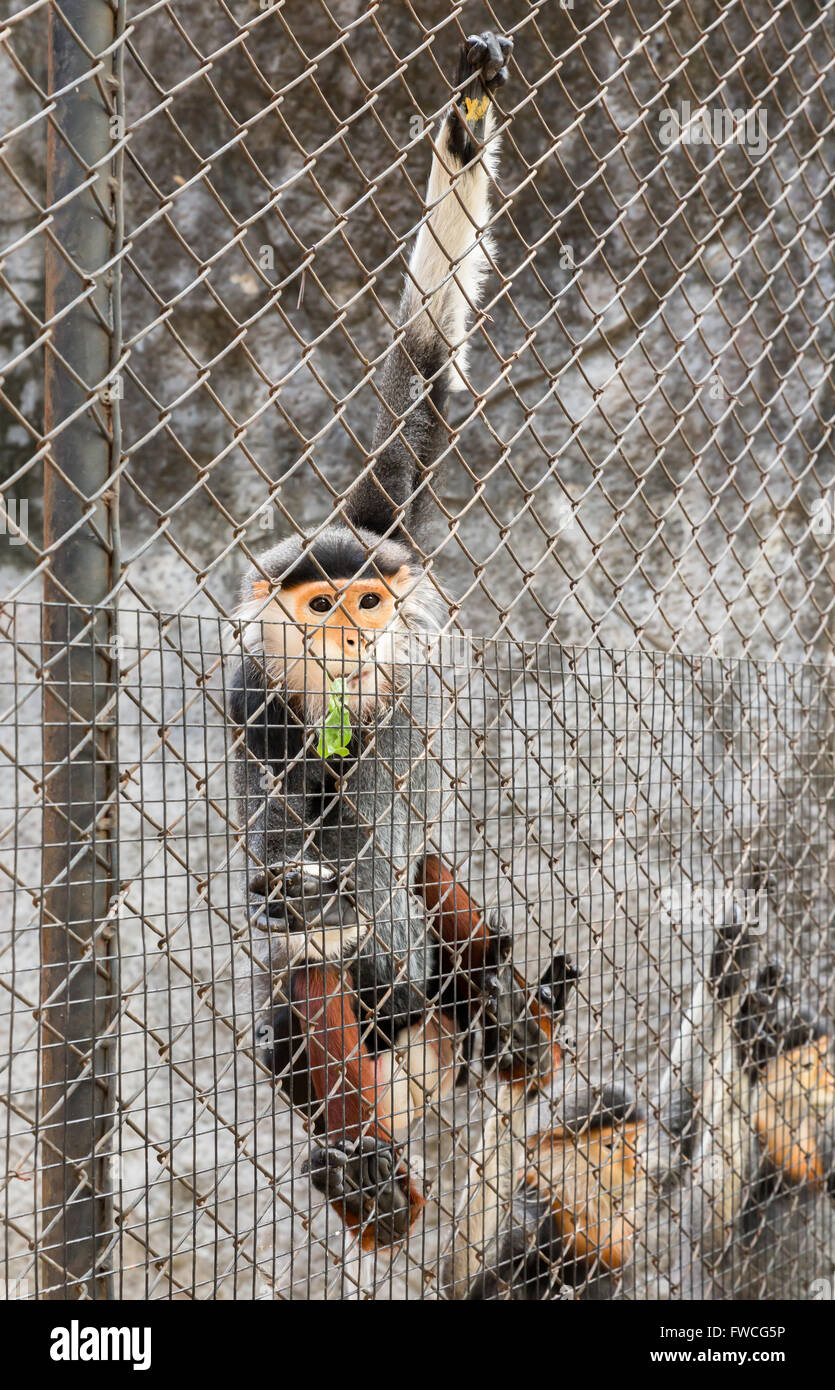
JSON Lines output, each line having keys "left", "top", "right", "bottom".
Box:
{"left": 41, "top": 0, "right": 123, "bottom": 1299}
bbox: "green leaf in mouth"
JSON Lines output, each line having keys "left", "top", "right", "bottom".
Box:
{"left": 315, "top": 676, "right": 353, "bottom": 759}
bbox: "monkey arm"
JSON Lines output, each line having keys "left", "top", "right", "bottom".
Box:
{"left": 343, "top": 32, "right": 512, "bottom": 549}
{"left": 416, "top": 852, "right": 491, "bottom": 986}
{"left": 289, "top": 965, "right": 390, "bottom": 1145}
{"left": 285, "top": 964, "right": 424, "bottom": 1249}
{"left": 650, "top": 890, "right": 760, "bottom": 1181}
{"left": 415, "top": 852, "right": 571, "bottom": 1081}
{"left": 649, "top": 976, "right": 715, "bottom": 1181}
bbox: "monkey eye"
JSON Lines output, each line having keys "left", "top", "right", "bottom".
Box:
{"left": 309, "top": 595, "right": 333, "bottom": 614}
{"left": 359, "top": 592, "right": 381, "bottom": 610}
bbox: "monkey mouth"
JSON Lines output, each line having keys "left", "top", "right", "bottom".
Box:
{"left": 343, "top": 665, "right": 391, "bottom": 693}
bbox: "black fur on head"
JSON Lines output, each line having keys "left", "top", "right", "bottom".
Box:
{"left": 560, "top": 1084, "right": 644, "bottom": 1136}
{"left": 246, "top": 525, "right": 417, "bottom": 593}
{"left": 734, "top": 960, "right": 823, "bottom": 1071}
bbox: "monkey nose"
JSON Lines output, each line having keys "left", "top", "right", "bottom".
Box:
{"left": 344, "top": 633, "right": 357, "bottom": 648}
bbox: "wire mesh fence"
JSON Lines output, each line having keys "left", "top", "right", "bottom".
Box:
{"left": 1, "top": 0, "right": 835, "bottom": 1300}
{"left": 2, "top": 606, "right": 834, "bottom": 1298}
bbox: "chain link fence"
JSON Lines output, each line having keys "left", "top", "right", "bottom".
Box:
{"left": 1, "top": 0, "right": 835, "bottom": 1300}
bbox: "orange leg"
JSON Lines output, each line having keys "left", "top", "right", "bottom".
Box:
{"left": 288, "top": 964, "right": 425, "bottom": 1248}
{"left": 415, "top": 854, "right": 566, "bottom": 1084}
{"left": 416, "top": 852, "right": 491, "bottom": 984}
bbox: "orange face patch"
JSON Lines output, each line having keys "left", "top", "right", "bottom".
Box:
{"left": 250, "top": 568, "right": 412, "bottom": 639}
{"left": 525, "top": 1120, "right": 643, "bottom": 1273}
{"left": 287, "top": 577, "right": 399, "bottom": 632}
{"left": 242, "top": 567, "right": 414, "bottom": 708}
{"left": 753, "top": 1038, "right": 835, "bottom": 1188}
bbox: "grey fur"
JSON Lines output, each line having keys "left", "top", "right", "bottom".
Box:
{"left": 230, "top": 621, "right": 444, "bottom": 1032}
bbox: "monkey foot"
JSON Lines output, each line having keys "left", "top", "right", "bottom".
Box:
{"left": 460, "top": 31, "right": 513, "bottom": 96}
{"left": 479, "top": 917, "right": 554, "bottom": 1078}
{"left": 306, "top": 1136, "right": 420, "bottom": 1247}
{"left": 249, "top": 861, "right": 356, "bottom": 933}
{"left": 449, "top": 31, "right": 512, "bottom": 165}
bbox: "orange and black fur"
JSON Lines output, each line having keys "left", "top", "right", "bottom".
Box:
{"left": 457, "top": 881, "right": 835, "bottom": 1299}
{"left": 257, "top": 855, "right": 556, "bottom": 1248}
{"left": 462, "top": 1086, "right": 646, "bottom": 1300}
{"left": 441, "top": 957, "right": 652, "bottom": 1302}
{"left": 732, "top": 960, "right": 835, "bottom": 1254}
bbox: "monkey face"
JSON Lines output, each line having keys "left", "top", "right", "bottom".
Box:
{"left": 239, "top": 568, "right": 413, "bottom": 713}
{"left": 283, "top": 577, "right": 402, "bottom": 662}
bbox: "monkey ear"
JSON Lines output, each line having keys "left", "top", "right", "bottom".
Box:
{"left": 389, "top": 564, "right": 418, "bottom": 599}
{"left": 252, "top": 579, "right": 272, "bottom": 598}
